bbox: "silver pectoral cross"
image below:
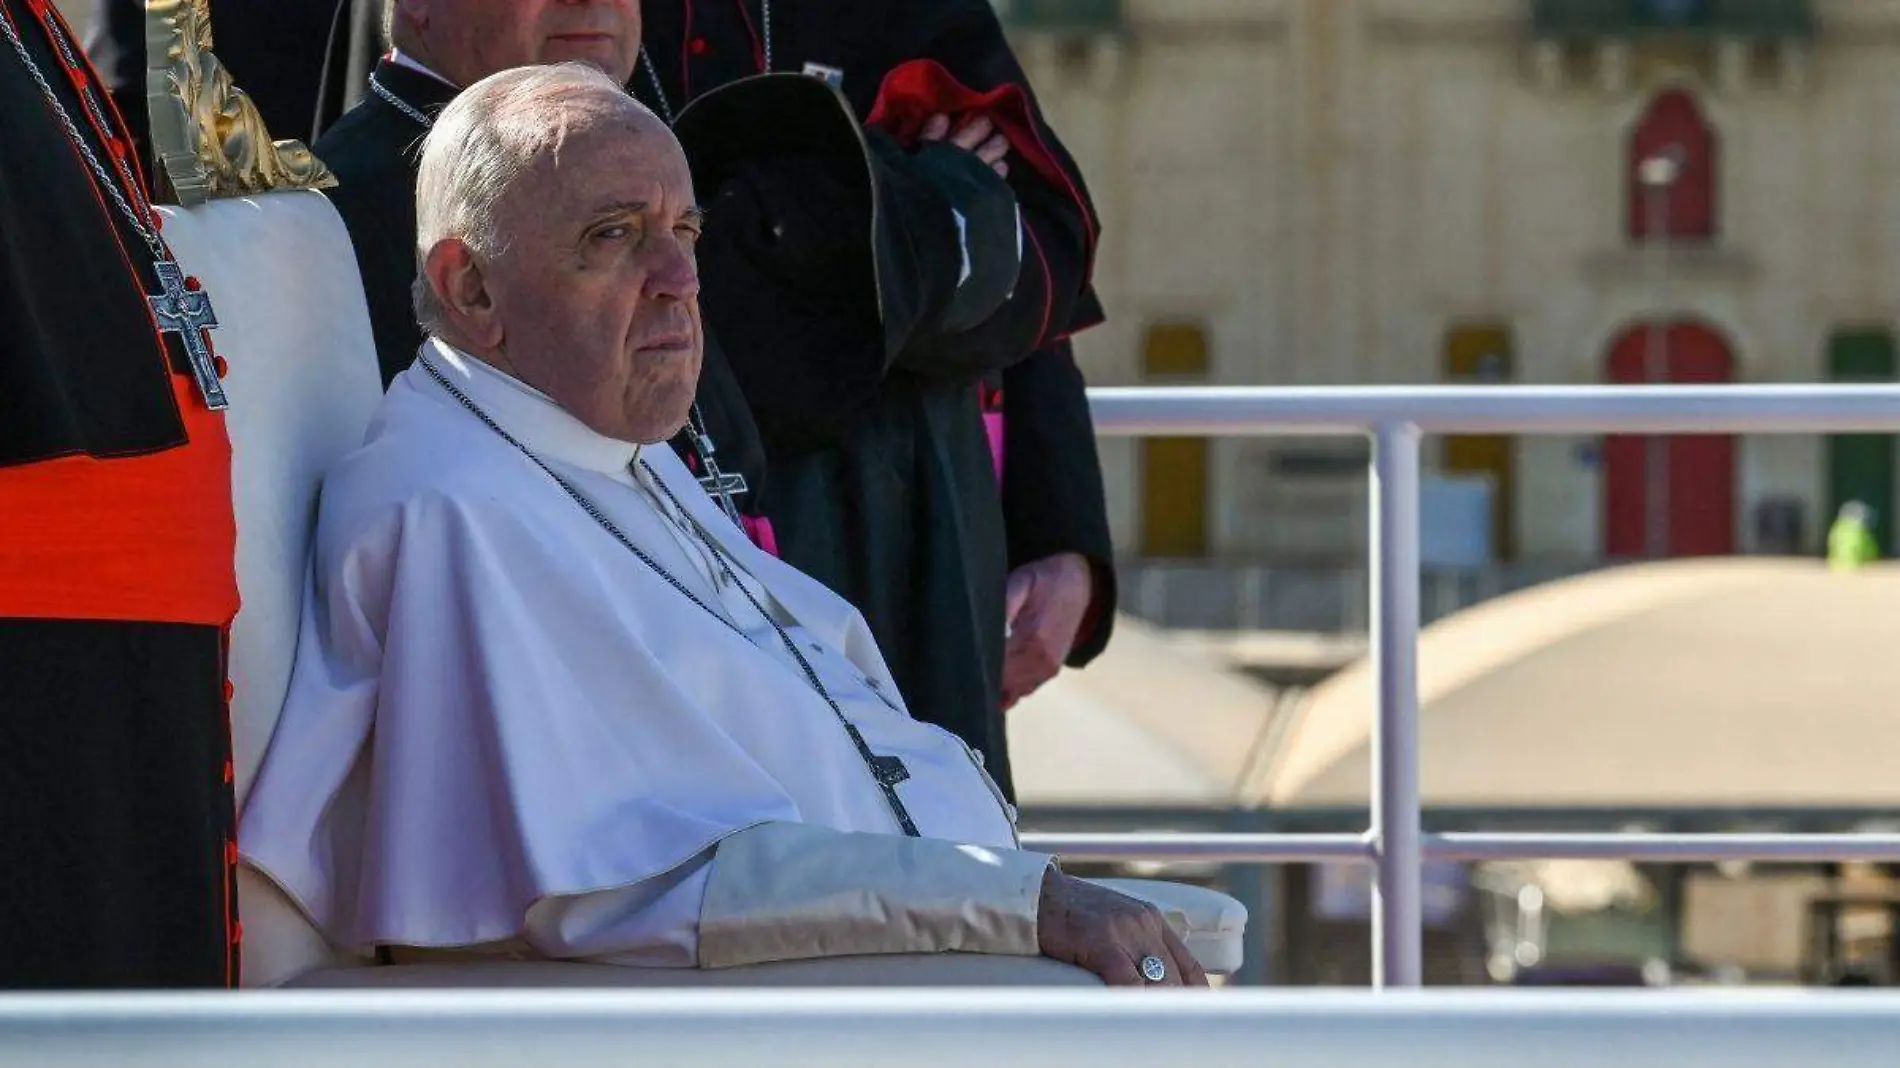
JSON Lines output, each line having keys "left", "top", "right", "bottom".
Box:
{"left": 869, "top": 754, "right": 911, "bottom": 790}
{"left": 699, "top": 471, "right": 749, "bottom": 499}
{"left": 149, "top": 259, "right": 228, "bottom": 411}
{"left": 868, "top": 753, "right": 918, "bottom": 836}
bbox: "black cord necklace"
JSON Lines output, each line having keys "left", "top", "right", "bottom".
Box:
{"left": 418, "top": 355, "right": 921, "bottom": 837}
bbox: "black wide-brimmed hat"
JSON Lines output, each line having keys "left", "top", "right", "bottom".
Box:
{"left": 672, "top": 74, "right": 1021, "bottom": 439}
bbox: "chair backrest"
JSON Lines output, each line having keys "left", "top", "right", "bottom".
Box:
{"left": 159, "top": 193, "right": 386, "bottom": 987}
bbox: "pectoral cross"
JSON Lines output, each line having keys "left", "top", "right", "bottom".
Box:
{"left": 149, "top": 259, "right": 228, "bottom": 411}
{"left": 685, "top": 415, "right": 748, "bottom": 524}
{"left": 839, "top": 722, "right": 918, "bottom": 836}
{"left": 869, "top": 754, "right": 911, "bottom": 790}
{"left": 867, "top": 754, "right": 919, "bottom": 837}
{"left": 699, "top": 470, "right": 749, "bottom": 500}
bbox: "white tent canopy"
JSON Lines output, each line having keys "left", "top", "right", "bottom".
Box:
{"left": 1008, "top": 617, "right": 1284, "bottom": 808}
{"left": 1256, "top": 560, "right": 1900, "bottom": 809}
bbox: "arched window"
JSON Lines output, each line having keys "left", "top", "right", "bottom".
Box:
{"left": 1627, "top": 89, "right": 1718, "bottom": 242}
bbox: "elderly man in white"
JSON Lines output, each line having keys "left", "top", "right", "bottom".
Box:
{"left": 240, "top": 63, "right": 1205, "bottom": 988}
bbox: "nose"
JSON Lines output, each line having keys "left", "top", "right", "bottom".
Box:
{"left": 644, "top": 234, "right": 700, "bottom": 303}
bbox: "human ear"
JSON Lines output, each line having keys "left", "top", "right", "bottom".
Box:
{"left": 424, "top": 239, "right": 503, "bottom": 350}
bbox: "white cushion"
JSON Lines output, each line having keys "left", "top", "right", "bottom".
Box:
{"left": 288, "top": 955, "right": 1103, "bottom": 989}
{"left": 280, "top": 879, "right": 1244, "bottom": 987}
{"left": 158, "top": 194, "right": 386, "bottom": 987}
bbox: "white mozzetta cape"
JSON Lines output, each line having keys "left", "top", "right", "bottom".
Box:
{"left": 241, "top": 343, "right": 1038, "bottom": 965}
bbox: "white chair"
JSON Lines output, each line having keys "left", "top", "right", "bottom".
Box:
{"left": 161, "top": 190, "right": 1242, "bottom": 990}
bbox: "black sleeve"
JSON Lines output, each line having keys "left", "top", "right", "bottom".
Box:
{"left": 1001, "top": 342, "right": 1117, "bottom": 666}
{"left": 318, "top": 163, "right": 424, "bottom": 387}
{"left": 685, "top": 331, "right": 770, "bottom": 514}
{"left": 84, "top": 0, "right": 148, "bottom": 165}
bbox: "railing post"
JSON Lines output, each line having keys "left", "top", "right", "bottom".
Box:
{"left": 1370, "top": 423, "right": 1424, "bottom": 989}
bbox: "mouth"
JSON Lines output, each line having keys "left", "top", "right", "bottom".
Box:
{"left": 637, "top": 334, "right": 695, "bottom": 354}
{"left": 547, "top": 32, "right": 617, "bottom": 48}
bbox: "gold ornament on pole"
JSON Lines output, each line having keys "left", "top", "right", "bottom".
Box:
{"left": 144, "top": 0, "right": 336, "bottom": 205}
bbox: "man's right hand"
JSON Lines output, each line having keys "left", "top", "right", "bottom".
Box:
{"left": 1036, "top": 869, "right": 1210, "bottom": 988}
{"left": 919, "top": 112, "right": 1011, "bottom": 178}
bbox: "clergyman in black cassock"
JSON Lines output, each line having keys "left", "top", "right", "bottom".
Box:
{"left": 642, "top": 0, "right": 1115, "bottom": 798}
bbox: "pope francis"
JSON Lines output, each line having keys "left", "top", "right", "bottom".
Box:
{"left": 239, "top": 62, "right": 1203, "bottom": 988}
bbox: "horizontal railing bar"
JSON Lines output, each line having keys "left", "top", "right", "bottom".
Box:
{"left": 8, "top": 991, "right": 1900, "bottom": 1067}
{"left": 1429, "top": 832, "right": 1900, "bottom": 863}
{"left": 1022, "top": 833, "right": 1373, "bottom": 863}
{"left": 1085, "top": 384, "right": 1900, "bottom": 437}
{"left": 1021, "top": 832, "right": 1900, "bottom": 864}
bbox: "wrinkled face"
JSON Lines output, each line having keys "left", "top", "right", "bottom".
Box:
{"left": 459, "top": 99, "right": 704, "bottom": 444}
{"left": 405, "top": 0, "right": 643, "bottom": 85}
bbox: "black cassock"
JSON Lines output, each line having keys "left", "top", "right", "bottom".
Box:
{"left": 641, "top": 0, "right": 1117, "bottom": 797}
{"left": 308, "top": 59, "right": 771, "bottom": 532}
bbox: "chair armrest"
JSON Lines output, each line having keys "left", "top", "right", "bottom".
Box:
{"left": 1083, "top": 878, "right": 1248, "bottom": 976}
{"left": 288, "top": 955, "right": 1102, "bottom": 988}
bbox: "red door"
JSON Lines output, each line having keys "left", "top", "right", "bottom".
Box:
{"left": 1604, "top": 322, "right": 1737, "bottom": 558}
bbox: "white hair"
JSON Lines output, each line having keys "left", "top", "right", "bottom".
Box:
{"left": 410, "top": 63, "right": 644, "bottom": 335}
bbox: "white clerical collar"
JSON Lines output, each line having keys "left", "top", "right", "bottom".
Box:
{"left": 389, "top": 48, "right": 459, "bottom": 90}
{"left": 421, "top": 339, "right": 641, "bottom": 475}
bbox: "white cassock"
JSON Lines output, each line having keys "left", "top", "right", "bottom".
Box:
{"left": 240, "top": 340, "right": 1049, "bottom": 968}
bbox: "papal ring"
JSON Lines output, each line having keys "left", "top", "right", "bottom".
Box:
{"left": 1140, "top": 955, "right": 1168, "bottom": 983}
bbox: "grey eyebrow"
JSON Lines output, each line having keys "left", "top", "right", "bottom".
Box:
{"left": 588, "top": 200, "right": 649, "bottom": 219}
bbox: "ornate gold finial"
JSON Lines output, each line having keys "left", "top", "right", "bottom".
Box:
{"left": 144, "top": 0, "right": 337, "bottom": 205}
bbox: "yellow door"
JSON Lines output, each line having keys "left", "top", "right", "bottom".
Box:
{"left": 1142, "top": 438, "right": 1210, "bottom": 558}
{"left": 1443, "top": 323, "right": 1516, "bottom": 560}
{"left": 1140, "top": 324, "right": 1211, "bottom": 559}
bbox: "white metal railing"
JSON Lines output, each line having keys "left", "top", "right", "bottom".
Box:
{"left": 1034, "top": 383, "right": 1900, "bottom": 989}
{"left": 5, "top": 385, "right": 1900, "bottom": 1061}
{"left": 8, "top": 989, "right": 1900, "bottom": 1066}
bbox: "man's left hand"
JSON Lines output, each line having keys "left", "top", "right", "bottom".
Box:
{"left": 1001, "top": 553, "right": 1095, "bottom": 710}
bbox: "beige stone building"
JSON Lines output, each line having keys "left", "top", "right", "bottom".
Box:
{"left": 1009, "top": 0, "right": 1900, "bottom": 569}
